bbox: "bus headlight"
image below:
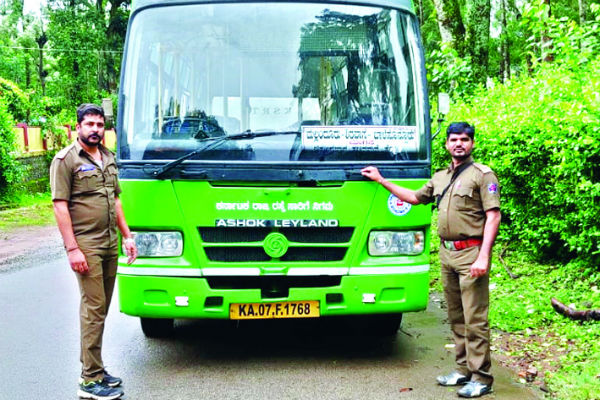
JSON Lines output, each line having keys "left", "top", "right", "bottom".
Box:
{"left": 368, "top": 231, "right": 424, "bottom": 256}
{"left": 125, "top": 232, "right": 183, "bottom": 257}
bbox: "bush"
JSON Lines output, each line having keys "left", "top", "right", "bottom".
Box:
{"left": 426, "top": 44, "right": 477, "bottom": 100}
{"left": 0, "top": 97, "right": 24, "bottom": 200}
{"left": 442, "top": 59, "right": 600, "bottom": 264}
{"left": 435, "top": 4, "right": 600, "bottom": 265}
{"left": 0, "top": 77, "right": 30, "bottom": 123}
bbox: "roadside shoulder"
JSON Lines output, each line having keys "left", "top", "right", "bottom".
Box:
{"left": 0, "top": 225, "right": 63, "bottom": 273}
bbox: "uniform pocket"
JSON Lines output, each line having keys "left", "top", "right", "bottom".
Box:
{"left": 453, "top": 185, "right": 476, "bottom": 210}
{"left": 74, "top": 170, "right": 100, "bottom": 193}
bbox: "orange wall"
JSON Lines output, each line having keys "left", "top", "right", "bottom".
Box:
{"left": 13, "top": 125, "right": 117, "bottom": 154}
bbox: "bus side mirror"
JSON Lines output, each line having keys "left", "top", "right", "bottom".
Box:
{"left": 432, "top": 93, "right": 450, "bottom": 139}
{"left": 438, "top": 93, "right": 450, "bottom": 115}
{"left": 102, "top": 98, "right": 114, "bottom": 129}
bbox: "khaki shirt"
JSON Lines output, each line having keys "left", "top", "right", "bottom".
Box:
{"left": 415, "top": 156, "right": 500, "bottom": 241}
{"left": 49, "top": 140, "right": 122, "bottom": 249}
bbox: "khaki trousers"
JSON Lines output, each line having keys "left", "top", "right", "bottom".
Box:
{"left": 75, "top": 246, "right": 118, "bottom": 382}
{"left": 440, "top": 245, "right": 493, "bottom": 385}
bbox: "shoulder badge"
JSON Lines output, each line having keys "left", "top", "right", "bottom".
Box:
{"left": 473, "top": 162, "right": 493, "bottom": 174}
{"left": 487, "top": 183, "right": 498, "bottom": 194}
{"left": 54, "top": 143, "right": 75, "bottom": 160}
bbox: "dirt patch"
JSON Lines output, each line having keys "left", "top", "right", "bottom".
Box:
{"left": 492, "top": 328, "right": 573, "bottom": 394}
{"left": 0, "top": 224, "right": 64, "bottom": 273}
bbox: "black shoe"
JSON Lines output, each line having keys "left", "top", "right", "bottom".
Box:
{"left": 457, "top": 381, "right": 493, "bottom": 398}
{"left": 77, "top": 380, "right": 124, "bottom": 400}
{"left": 436, "top": 371, "right": 470, "bottom": 386}
{"left": 79, "top": 370, "right": 123, "bottom": 388}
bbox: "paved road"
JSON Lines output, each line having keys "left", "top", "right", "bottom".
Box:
{"left": 0, "top": 247, "right": 540, "bottom": 400}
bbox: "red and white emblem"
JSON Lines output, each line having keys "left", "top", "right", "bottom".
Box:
{"left": 387, "top": 194, "right": 412, "bottom": 216}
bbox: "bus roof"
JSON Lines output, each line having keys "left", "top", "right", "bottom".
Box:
{"left": 132, "top": 0, "right": 415, "bottom": 14}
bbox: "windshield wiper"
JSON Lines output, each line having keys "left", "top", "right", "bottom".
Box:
{"left": 149, "top": 130, "right": 300, "bottom": 179}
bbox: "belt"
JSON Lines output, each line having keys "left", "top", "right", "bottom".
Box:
{"left": 442, "top": 238, "right": 483, "bottom": 251}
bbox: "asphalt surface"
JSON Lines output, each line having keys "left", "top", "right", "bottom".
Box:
{"left": 0, "top": 237, "right": 541, "bottom": 400}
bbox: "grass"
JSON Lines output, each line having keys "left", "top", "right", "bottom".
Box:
{"left": 489, "top": 251, "right": 600, "bottom": 399}
{"left": 0, "top": 192, "right": 55, "bottom": 231}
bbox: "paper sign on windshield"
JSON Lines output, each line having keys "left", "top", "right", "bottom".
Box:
{"left": 301, "top": 125, "right": 418, "bottom": 153}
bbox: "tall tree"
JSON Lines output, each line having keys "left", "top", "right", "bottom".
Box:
{"left": 45, "top": 0, "right": 129, "bottom": 108}
{"left": 431, "top": 0, "right": 466, "bottom": 56}
{"left": 35, "top": 27, "right": 47, "bottom": 95}
{"left": 578, "top": 0, "right": 586, "bottom": 24}
{"left": 465, "top": 0, "right": 491, "bottom": 84}
{"left": 499, "top": 0, "right": 511, "bottom": 82}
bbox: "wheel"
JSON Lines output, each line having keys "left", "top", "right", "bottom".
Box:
{"left": 365, "top": 313, "right": 403, "bottom": 336}
{"left": 140, "top": 317, "right": 174, "bottom": 338}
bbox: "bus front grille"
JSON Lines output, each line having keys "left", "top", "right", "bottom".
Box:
{"left": 204, "top": 247, "right": 347, "bottom": 262}
{"left": 199, "top": 227, "right": 354, "bottom": 243}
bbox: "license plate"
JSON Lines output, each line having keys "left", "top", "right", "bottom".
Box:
{"left": 229, "top": 300, "right": 320, "bottom": 320}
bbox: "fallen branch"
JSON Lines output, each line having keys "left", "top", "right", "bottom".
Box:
{"left": 498, "top": 245, "right": 519, "bottom": 279}
{"left": 551, "top": 298, "right": 600, "bottom": 321}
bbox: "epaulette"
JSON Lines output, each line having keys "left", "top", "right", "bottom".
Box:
{"left": 54, "top": 143, "right": 76, "bottom": 160}
{"left": 472, "top": 162, "right": 493, "bottom": 174}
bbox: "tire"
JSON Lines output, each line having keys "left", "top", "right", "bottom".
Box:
{"left": 140, "top": 317, "right": 174, "bottom": 338}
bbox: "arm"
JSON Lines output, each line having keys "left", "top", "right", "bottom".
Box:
{"left": 52, "top": 200, "right": 89, "bottom": 274}
{"left": 470, "top": 208, "right": 501, "bottom": 278}
{"left": 361, "top": 166, "right": 421, "bottom": 205}
{"left": 115, "top": 196, "right": 137, "bottom": 265}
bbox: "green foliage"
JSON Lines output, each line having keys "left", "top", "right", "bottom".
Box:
{"left": 442, "top": 56, "right": 600, "bottom": 263}
{"left": 550, "top": 354, "right": 600, "bottom": 400}
{"left": 491, "top": 258, "right": 600, "bottom": 332}
{"left": 523, "top": 2, "right": 600, "bottom": 68}
{"left": 45, "top": 0, "right": 129, "bottom": 111}
{"left": 0, "top": 192, "right": 54, "bottom": 229}
{"left": 41, "top": 115, "right": 70, "bottom": 163}
{"left": 0, "top": 0, "right": 129, "bottom": 118}
{"left": 0, "top": 97, "right": 23, "bottom": 198}
{"left": 0, "top": 77, "right": 31, "bottom": 122}
{"left": 489, "top": 253, "right": 600, "bottom": 399}
{"left": 426, "top": 44, "right": 477, "bottom": 99}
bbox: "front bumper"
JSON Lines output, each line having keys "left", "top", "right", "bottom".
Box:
{"left": 117, "top": 267, "right": 429, "bottom": 318}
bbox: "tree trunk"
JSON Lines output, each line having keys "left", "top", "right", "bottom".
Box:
{"left": 431, "top": 0, "right": 466, "bottom": 56}
{"left": 541, "top": 0, "right": 554, "bottom": 62}
{"left": 466, "top": 0, "right": 491, "bottom": 84}
{"left": 500, "top": 0, "right": 511, "bottom": 82}
{"left": 417, "top": 0, "right": 424, "bottom": 25}
{"left": 579, "top": 0, "right": 586, "bottom": 25}
{"left": 507, "top": 0, "right": 522, "bottom": 19}
{"left": 36, "top": 30, "right": 47, "bottom": 96}
{"left": 552, "top": 298, "right": 600, "bottom": 321}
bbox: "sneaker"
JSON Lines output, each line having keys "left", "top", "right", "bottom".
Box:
{"left": 457, "top": 381, "right": 493, "bottom": 398}
{"left": 77, "top": 380, "right": 124, "bottom": 400}
{"left": 101, "top": 370, "right": 123, "bottom": 388}
{"left": 79, "top": 370, "right": 123, "bottom": 388}
{"left": 436, "top": 371, "right": 470, "bottom": 386}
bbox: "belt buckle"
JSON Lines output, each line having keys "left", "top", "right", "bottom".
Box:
{"left": 444, "top": 241, "right": 457, "bottom": 251}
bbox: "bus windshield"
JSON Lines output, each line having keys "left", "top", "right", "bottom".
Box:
{"left": 119, "top": 2, "right": 427, "bottom": 163}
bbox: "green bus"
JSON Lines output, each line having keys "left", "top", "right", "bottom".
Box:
{"left": 116, "top": 0, "right": 432, "bottom": 337}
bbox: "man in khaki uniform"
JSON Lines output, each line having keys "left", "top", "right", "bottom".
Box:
{"left": 362, "top": 122, "right": 501, "bottom": 398}
{"left": 50, "top": 104, "right": 137, "bottom": 400}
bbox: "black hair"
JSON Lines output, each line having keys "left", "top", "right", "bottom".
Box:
{"left": 77, "top": 103, "right": 105, "bottom": 124}
{"left": 446, "top": 122, "right": 474, "bottom": 140}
